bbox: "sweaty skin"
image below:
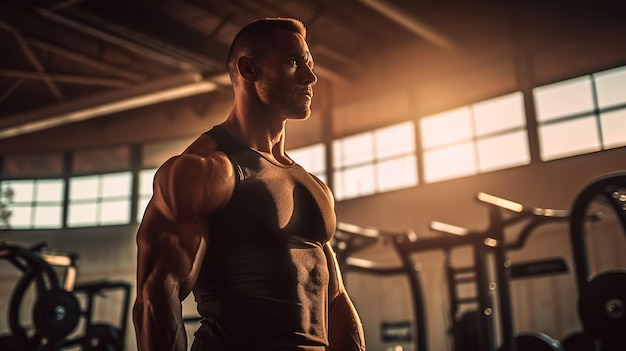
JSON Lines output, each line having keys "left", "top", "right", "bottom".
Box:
{"left": 133, "top": 23, "right": 366, "bottom": 351}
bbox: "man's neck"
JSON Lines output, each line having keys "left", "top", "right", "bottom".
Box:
{"left": 221, "top": 110, "right": 291, "bottom": 165}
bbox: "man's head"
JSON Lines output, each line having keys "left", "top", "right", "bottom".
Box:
{"left": 227, "top": 17, "right": 317, "bottom": 120}
{"left": 227, "top": 17, "right": 307, "bottom": 84}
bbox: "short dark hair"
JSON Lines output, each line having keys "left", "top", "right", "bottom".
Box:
{"left": 226, "top": 17, "right": 306, "bottom": 81}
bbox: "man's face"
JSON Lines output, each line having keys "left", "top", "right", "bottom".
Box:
{"left": 255, "top": 29, "right": 317, "bottom": 120}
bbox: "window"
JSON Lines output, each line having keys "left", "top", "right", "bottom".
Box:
{"left": 67, "top": 172, "right": 132, "bottom": 227}
{"left": 332, "top": 121, "right": 417, "bottom": 200}
{"left": 420, "top": 92, "right": 529, "bottom": 183}
{"left": 534, "top": 65, "right": 626, "bottom": 160}
{"left": 137, "top": 168, "right": 158, "bottom": 222}
{"left": 0, "top": 179, "right": 65, "bottom": 229}
{"left": 287, "top": 143, "right": 327, "bottom": 184}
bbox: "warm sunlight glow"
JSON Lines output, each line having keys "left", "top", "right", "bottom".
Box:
{"left": 333, "top": 132, "right": 373, "bottom": 168}
{"left": 423, "top": 143, "right": 475, "bottom": 183}
{"left": 333, "top": 121, "right": 417, "bottom": 200}
{"left": 473, "top": 92, "right": 525, "bottom": 136}
{"left": 594, "top": 66, "right": 626, "bottom": 108}
{"left": 601, "top": 110, "right": 626, "bottom": 149}
{"left": 375, "top": 121, "right": 415, "bottom": 158}
{"left": 421, "top": 93, "right": 528, "bottom": 183}
{"left": 477, "top": 130, "right": 530, "bottom": 172}
{"left": 376, "top": 156, "right": 418, "bottom": 192}
{"left": 337, "top": 222, "right": 381, "bottom": 238}
{"left": 288, "top": 143, "right": 327, "bottom": 183}
{"left": 430, "top": 221, "right": 469, "bottom": 236}
{"left": 420, "top": 107, "right": 472, "bottom": 148}
{"left": 534, "top": 66, "right": 626, "bottom": 160}
{"left": 539, "top": 116, "right": 601, "bottom": 160}
{"left": 534, "top": 76, "right": 594, "bottom": 121}
{"left": 477, "top": 192, "right": 523, "bottom": 212}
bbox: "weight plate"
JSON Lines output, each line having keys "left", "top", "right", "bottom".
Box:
{"left": 32, "top": 288, "right": 80, "bottom": 341}
{"left": 578, "top": 270, "right": 626, "bottom": 348}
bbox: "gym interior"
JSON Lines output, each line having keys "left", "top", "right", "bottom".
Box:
{"left": 1, "top": 1, "right": 625, "bottom": 350}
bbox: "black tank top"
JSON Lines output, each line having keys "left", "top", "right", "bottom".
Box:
{"left": 192, "top": 126, "right": 336, "bottom": 351}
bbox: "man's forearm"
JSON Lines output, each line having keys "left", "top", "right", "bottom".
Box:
{"left": 133, "top": 293, "right": 188, "bottom": 351}
{"left": 328, "top": 292, "right": 366, "bottom": 351}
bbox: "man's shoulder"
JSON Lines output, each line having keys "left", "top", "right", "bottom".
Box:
{"left": 183, "top": 132, "right": 220, "bottom": 156}
{"left": 168, "top": 133, "right": 232, "bottom": 169}
{"left": 161, "top": 151, "right": 233, "bottom": 182}
{"left": 155, "top": 132, "right": 234, "bottom": 185}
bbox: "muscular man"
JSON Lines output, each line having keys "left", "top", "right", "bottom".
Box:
{"left": 133, "top": 18, "right": 366, "bottom": 351}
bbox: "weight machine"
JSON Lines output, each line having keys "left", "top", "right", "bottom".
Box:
{"left": 335, "top": 192, "right": 570, "bottom": 351}
{"left": 567, "top": 171, "right": 626, "bottom": 351}
{"left": 0, "top": 242, "right": 132, "bottom": 351}
{"left": 335, "top": 171, "right": 626, "bottom": 351}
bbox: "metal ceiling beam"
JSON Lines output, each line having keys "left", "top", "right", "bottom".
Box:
{"left": 358, "top": 0, "right": 457, "bottom": 51}
{"left": 48, "top": 7, "right": 221, "bottom": 71}
{"left": 0, "top": 79, "right": 23, "bottom": 105}
{"left": 35, "top": 7, "right": 202, "bottom": 72}
{"left": 0, "top": 73, "right": 220, "bottom": 140}
{"left": 28, "top": 38, "right": 145, "bottom": 82}
{"left": 0, "top": 21, "right": 65, "bottom": 101}
{"left": 0, "top": 70, "right": 131, "bottom": 88}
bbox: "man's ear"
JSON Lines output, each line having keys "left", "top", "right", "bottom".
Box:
{"left": 237, "top": 56, "right": 256, "bottom": 82}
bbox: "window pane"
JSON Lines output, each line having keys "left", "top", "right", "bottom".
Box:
{"left": 36, "top": 180, "right": 64, "bottom": 202}
{"left": 139, "top": 169, "right": 157, "bottom": 196}
{"left": 7, "top": 181, "right": 34, "bottom": 202}
{"left": 473, "top": 92, "right": 526, "bottom": 136}
{"left": 375, "top": 121, "right": 415, "bottom": 158}
{"left": 594, "top": 66, "right": 626, "bottom": 108}
{"left": 1, "top": 179, "right": 64, "bottom": 229}
{"left": 288, "top": 144, "right": 326, "bottom": 174}
{"left": 332, "top": 172, "right": 345, "bottom": 200}
{"left": 34, "top": 205, "right": 63, "bottom": 228}
{"left": 7, "top": 206, "right": 32, "bottom": 229}
{"left": 70, "top": 176, "right": 99, "bottom": 201}
{"left": 337, "top": 165, "right": 375, "bottom": 200}
{"left": 376, "top": 155, "right": 418, "bottom": 192}
{"left": 101, "top": 172, "right": 132, "bottom": 199}
{"left": 421, "top": 107, "right": 472, "bottom": 148}
{"left": 539, "top": 116, "right": 601, "bottom": 160}
{"left": 334, "top": 133, "right": 373, "bottom": 168}
{"left": 100, "top": 200, "right": 130, "bottom": 225}
{"left": 68, "top": 203, "right": 98, "bottom": 227}
{"left": 423, "top": 143, "right": 476, "bottom": 183}
{"left": 601, "top": 109, "right": 626, "bottom": 149}
{"left": 477, "top": 131, "right": 530, "bottom": 173}
{"left": 534, "top": 76, "right": 594, "bottom": 121}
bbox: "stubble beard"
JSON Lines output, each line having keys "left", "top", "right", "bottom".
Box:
{"left": 259, "top": 81, "right": 311, "bottom": 120}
